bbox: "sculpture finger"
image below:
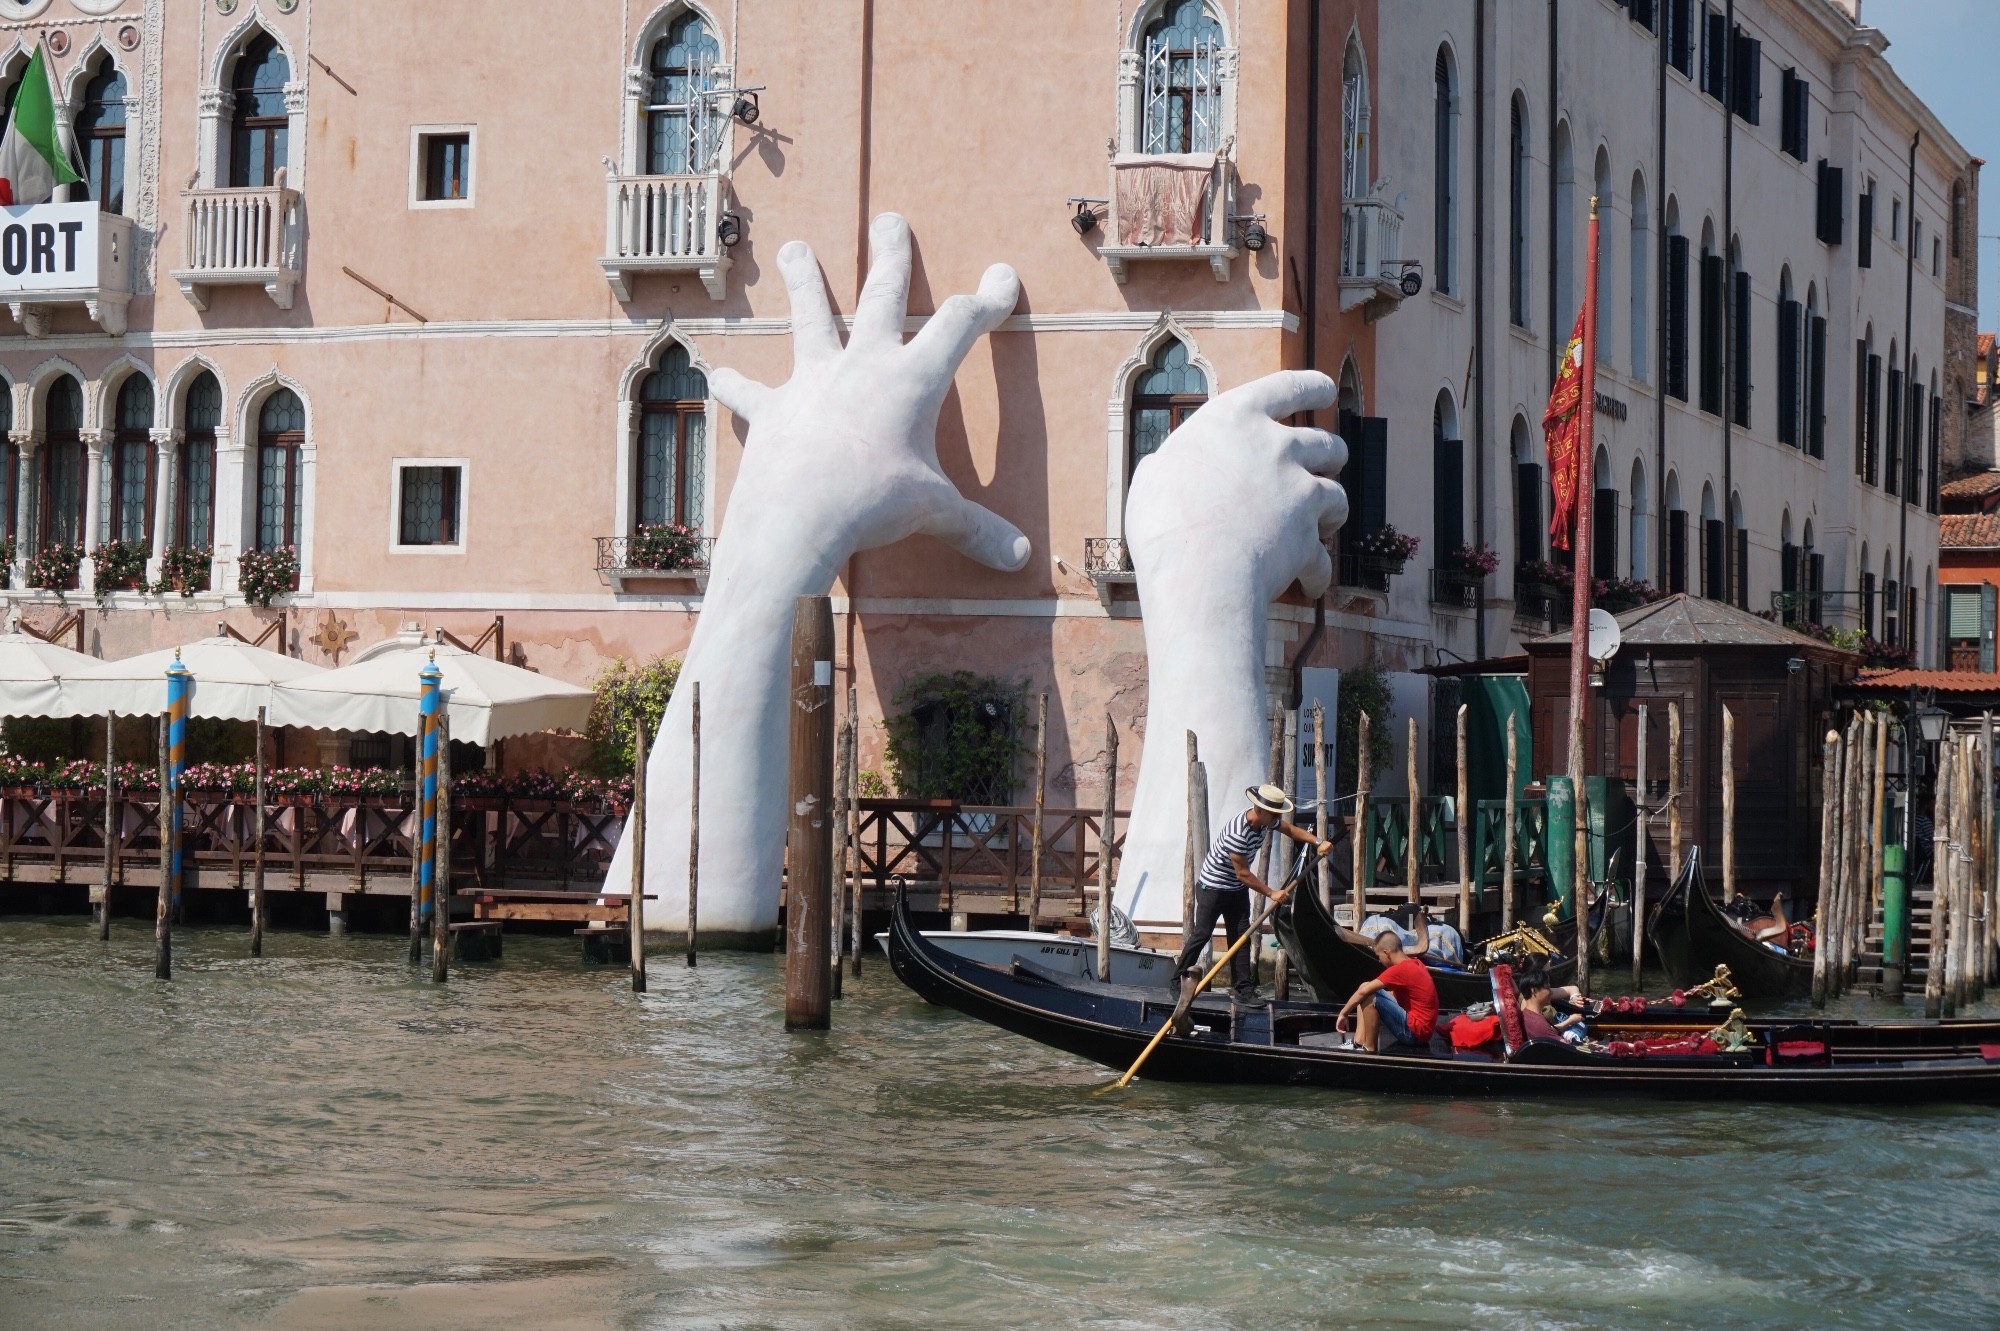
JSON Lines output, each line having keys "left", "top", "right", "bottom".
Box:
{"left": 1313, "top": 476, "right": 1350, "bottom": 538}
{"left": 1220, "top": 369, "right": 1338, "bottom": 422}
{"left": 918, "top": 488, "right": 1032, "bottom": 572}
{"left": 908, "top": 264, "right": 1020, "bottom": 379}
{"left": 851, "top": 213, "right": 914, "bottom": 348}
{"left": 777, "top": 240, "right": 842, "bottom": 365}
{"left": 1295, "top": 540, "right": 1335, "bottom": 600}
{"left": 1283, "top": 426, "right": 1347, "bottom": 478}
{"left": 709, "top": 367, "right": 773, "bottom": 423}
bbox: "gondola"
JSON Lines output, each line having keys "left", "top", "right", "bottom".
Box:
{"left": 1274, "top": 873, "right": 1576, "bottom": 1007}
{"left": 887, "top": 895, "right": 2000, "bottom": 1104}
{"left": 1648, "top": 845, "right": 1815, "bottom": 1002}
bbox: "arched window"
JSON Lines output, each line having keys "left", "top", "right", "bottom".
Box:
{"left": 1883, "top": 554, "right": 1899, "bottom": 648}
{"left": 41, "top": 376, "right": 85, "bottom": 550}
{"left": 1700, "top": 482, "right": 1721, "bottom": 600}
{"left": 1664, "top": 470, "right": 1687, "bottom": 593}
{"left": 1859, "top": 541, "right": 1874, "bottom": 638}
{"left": 109, "top": 375, "right": 153, "bottom": 545}
{"left": 1141, "top": 0, "right": 1225, "bottom": 155}
{"left": 1129, "top": 339, "right": 1205, "bottom": 477}
{"left": 1592, "top": 445, "right": 1616, "bottom": 581}
{"left": 1511, "top": 415, "right": 1540, "bottom": 565}
{"left": 1801, "top": 520, "right": 1819, "bottom": 626}
{"left": 1629, "top": 172, "right": 1649, "bottom": 378}
{"left": 1433, "top": 389, "right": 1463, "bottom": 561}
{"left": 1779, "top": 508, "right": 1796, "bottom": 622}
{"left": 1728, "top": 236, "right": 1749, "bottom": 427}
{"left": 1593, "top": 148, "right": 1613, "bottom": 367}
{"left": 1628, "top": 458, "right": 1649, "bottom": 583}
{"left": 1728, "top": 491, "right": 1747, "bottom": 609}
{"left": 229, "top": 35, "right": 290, "bottom": 188}
{"left": 1776, "top": 267, "right": 1800, "bottom": 447}
{"left": 1509, "top": 94, "right": 1530, "bottom": 326}
{"left": 1432, "top": 46, "right": 1457, "bottom": 296}
{"left": 179, "top": 372, "right": 220, "bottom": 550}
{"left": 646, "top": 10, "right": 723, "bottom": 175}
{"left": 635, "top": 343, "right": 708, "bottom": 530}
{"left": 1553, "top": 122, "right": 1575, "bottom": 329}
{"left": 77, "top": 59, "right": 126, "bottom": 214}
{"left": 1341, "top": 40, "right": 1370, "bottom": 202}
{"left": 255, "top": 388, "right": 304, "bottom": 551}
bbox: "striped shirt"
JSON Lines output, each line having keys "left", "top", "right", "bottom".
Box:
{"left": 1197, "top": 810, "right": 1270, "bottom": 891}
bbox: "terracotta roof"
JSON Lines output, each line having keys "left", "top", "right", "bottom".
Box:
{"left": 1855, "top": 668, "right": 2000, "bottom": 694}
{"left": 1981, "top": 332, "right": 1995, "bottom": 360}
{"left": 1940, "top": 471, "right": 2000, "bottom": 501}
{"left": 1532, "top": 593, "right": 1851, "bottom": 652}
{"left": 1940, "top": 514, "right": 2000, "bottom": 548}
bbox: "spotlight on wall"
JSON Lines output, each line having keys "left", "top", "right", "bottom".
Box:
{"left": 731, "top": 92, "right": 761, "bottom": 126}
{"left": 1399, "top": 265, "right": 1424, "bottom": 298}
{"left": 1066, "top": 197, "right": 1107, "bottom": 237}
{"left": 716, "top": 212, "right": 744, "bottom": 248}
{"left": 1233, "top": 214, "right": 1268, "bottom": 251}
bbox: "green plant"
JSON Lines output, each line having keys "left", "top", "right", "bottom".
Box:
{"left": 2, "top": 717, "right": 76, "bottom": 767}
{"left": 239, "top": 546, "right": 299, "bottom": 608}
{"left": 586, "top": 654, "right": 681, "bottom": 775}
{"left": 884, "top": 671, "right": 1026, "bottom": 804}
{"left": 25, "top": 542, "right": 83, "bottom": 602}
{"left": 626, "top": 523, "right": 707, "bottom": 571}
{"left": 151, "top": 546, "right": 212, "bottom": 596}
{"left": 91, "top": 538, "right": 150, "bottom": 603}
{"left": 1354, "top": 525, "right": 1420, "bottom": 564}
{"left": 0, "top": 535, "right": 13, "bottom": 589}
{"left": 1335, "top": 662, "right": 1394, "bottom": 797}
{"left": 856, "top": 768, "right": 890, "bottom": 799}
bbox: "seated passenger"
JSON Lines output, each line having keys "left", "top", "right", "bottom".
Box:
{"left": 1336, "top": 930, "right": 1440, "bottom": 1051}
{"left": 1516, "top": 970, "right": 1587, "bottom": 1043}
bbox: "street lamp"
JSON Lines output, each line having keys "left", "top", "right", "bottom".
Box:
{"left": 1914, "top": 706, "right": 1950, "bottom": 746}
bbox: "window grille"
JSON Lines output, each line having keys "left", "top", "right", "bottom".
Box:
{"left": 635, "top": 344, "right": 708, "bottom": 529}
{"left": 646, "top": 14, "right": 723, "bottom": 175}
{"left": 1141, "top": 1, "right": 1223, "bottom": 155}
{"left": 1128, "top": 339, "right": 1205, "bottom": 478}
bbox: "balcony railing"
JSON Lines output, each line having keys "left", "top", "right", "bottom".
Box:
{"left": 1338, "top": 551, "right": 1397, "bottom": 594}
{"left": 601, "top": 172, "right": 731, "bottom": 301}
{"left": 1099, "top": 153, "right": 1239, "bottom": 283}
{"left": 171, "top": 186, "right": 304, "bottom": 310}
{"left": 1338, "top": 196, "right": 1409, "bottom": 316}
{"left": 1514, "top": 570, "right": 1561, "bottom": 633}
{"left": 595, "top": 534, "right": 714, "bottom": 593}
{"left": 1082, "top": 536, "right": 1136, "bottom": 583}
{"left": 1429, "top": 568, "right": 1481, "bottom": 610}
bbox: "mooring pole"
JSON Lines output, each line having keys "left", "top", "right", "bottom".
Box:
{"left": 1405, "top": 716, "right": 1420, "bottom": 906}
{"left": 629, "top": 714, "right": 648, "bottom": 993}
{"left": 846, "top": 685, "right": 862, "bottom": 978}
{"left": 1028, "top": 692, "right": 1047, "bottom": 928}
{"left": 1313, "top": 704, "right": 1330, "bottom": 912}
{"left": 1812, "top": 729, "right": 1840, "bottom": 1009}
{"left": 408, "top": 703, "right": 428, "bottom": 964}
{"left": 251, "top": 707, "right": 267, "bottom": 957}
{"left": 830, "top": 712, "right": 851, "bottom": 1000}
{"left": 166, "top": 654, "right": 189, "bottom": 930}
{"left": 1351, "top": 710, "right": 1371, "bottom": 926}
{"left": 1184, "top": 736, "right": 1207, "bottom": 955}
{"left": 1566, "top": 198, "right": 1603, "bottom": 997}
{"left": 154, "top": 711, "right": 169, "bottom": 980}
{"left": 784, "top": 597, "right": 835, "bottom": 1030}
{"left": 687, "top": 681, "right": 701, "bottom": 968}
{"left": 1633, "top": 703, "right": 1648, "bottom": 992}
{"left": 1098, "top": 713, "right": 1119, "bottom": 984}
{"left": 1872, "top": 712, "right": 1890, "bottom": 925}
{"left": 1668, "top": 702, "right": 1683, "bottom": 880}
{"left": 432, "top": 708, "right": 452, "bottom": 984}
{"left": 1721, "top": 704, "right": 1737, "bottom": 903}
{"left": 98, "top": 711, "right": 114, "bottom": 941}
{"left": 1455, "top": 703, "right": 1470, "bottom": 937}
{"left": 1254, "top": 707, "right": 1283, "bottom": 978}
{"left": 1502, "top": 722, "right": 1518, "bottom": 931}
{"left": 417, "top": 654, "right": 441, "bottom": 974}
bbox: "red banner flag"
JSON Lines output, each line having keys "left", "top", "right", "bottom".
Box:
{"left": 1543, "top": 309, "right": 1588, "bottom": 552}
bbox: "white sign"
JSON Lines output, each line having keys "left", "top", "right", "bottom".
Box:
{"left": 0, "top": 202, "right": 103, "bottom": 293}
{"left": 1295, "top": 667, "right": 1340, "bottom": 810}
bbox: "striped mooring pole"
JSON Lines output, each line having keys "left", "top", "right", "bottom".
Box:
{"left": 417, "top": 652, "right": 442, "bottom": 931}
{"left": 166, "top": 650, "right": 190, "bottom": 919}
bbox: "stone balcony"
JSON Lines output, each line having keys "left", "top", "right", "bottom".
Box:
{"left": 601, "top": 172, "right": 733, "bottom": 302}
{"left": 171, "top": 186, "right": 304, "bottom": 311}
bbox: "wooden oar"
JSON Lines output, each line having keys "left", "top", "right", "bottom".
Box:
{"left": 1100, "top": 845, "right": 1319, "bottom": 1093}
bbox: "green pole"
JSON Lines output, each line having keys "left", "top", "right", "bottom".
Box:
{"left": 1881, "top": 843, "right": 1908, "bottom": 1001}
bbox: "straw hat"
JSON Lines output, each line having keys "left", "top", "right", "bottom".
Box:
{"left": 1246, "top": 783, "right": 1295, "bottom": 815}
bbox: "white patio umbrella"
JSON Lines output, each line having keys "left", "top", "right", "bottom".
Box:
{"left": 62, "top": 631, "right": 327, "bottom": 721}
{"left": 0, "top": 629, "right": 99, "bottom": 718}
{"left": 266, "top": 641, "right": 595, "bottom": 746}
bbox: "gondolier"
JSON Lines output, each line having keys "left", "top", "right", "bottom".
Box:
{"left": 1173, "top": 783, "right": 1332, "bottom": 1004}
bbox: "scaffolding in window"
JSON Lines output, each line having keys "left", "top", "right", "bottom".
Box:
{"left": 1141, "top": 32, "right": 1221, "bottom": 156}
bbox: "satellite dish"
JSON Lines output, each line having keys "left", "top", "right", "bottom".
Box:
{"left": 1586, "top": 608, "right": 1623, "bottom": 663}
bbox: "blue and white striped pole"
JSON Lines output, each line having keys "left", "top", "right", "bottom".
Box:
{"left": 417, "top": 653, "right": 442, "bottom": 930}
{"left": 166, "top": 650, "right": 190, "bottom": 920}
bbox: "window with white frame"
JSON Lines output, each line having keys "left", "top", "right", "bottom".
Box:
{"left": 393, "top": 460, "right": 465, "bottom": 550}
{"left": 411, "top": 126, "right": 474, "bottom": 206}
{"left": 1127, "top": 338, "right": 1205, "bottom": 482}
{"left": 77, "top": 56, "right": 127, "bottom": 214}
{"left": 633, "top": 344, "right": 707, "bottom": 531}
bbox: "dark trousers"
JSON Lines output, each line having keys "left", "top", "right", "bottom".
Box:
{"left": 1173, "top": 886, "right": 1256, "bottom": 1000}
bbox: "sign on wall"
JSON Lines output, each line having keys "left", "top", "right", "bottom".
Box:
{"left": 0, "top": 202, "right": 105, "bottom": 293}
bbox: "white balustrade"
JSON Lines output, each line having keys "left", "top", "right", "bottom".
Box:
{"left": 601, "top": 173, "right": 732, "bottom": 301}
{"left": 172, "top": 187, "right": 303, "bottom": 311}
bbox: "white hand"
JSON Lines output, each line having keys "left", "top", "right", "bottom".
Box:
{"left": 1113, "top": 371, "right": 1346, "bottom": 927}
{"left": 605, "top": 214, "right": 1029, "bottom": 939}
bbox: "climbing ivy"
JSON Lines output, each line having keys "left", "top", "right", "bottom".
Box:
{"left": 884, "top": 671, "right": 1026, "bottom": 804}
{"left": 587, "top": 655, "right": 681, "bottom": 776}
{"left": 1336, "top": 662, "right": 1395, "bottom": 796}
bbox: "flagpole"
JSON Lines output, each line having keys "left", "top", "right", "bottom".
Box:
{"left": 1568, "top": 196, "right": 1602, "bottom": 994}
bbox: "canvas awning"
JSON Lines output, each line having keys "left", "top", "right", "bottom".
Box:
{"left": 0, "top": 629, "right": 99, "bottom": 718}
{"left": 266, "top": 642, "right": 594, "bottom": 746}
{"left": 61, "top": 633, "right": 327, "bottom": 721}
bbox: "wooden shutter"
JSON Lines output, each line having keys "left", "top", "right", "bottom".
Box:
{"left": 1816, "top": 162, "right": 1843, "bottom": 244}
{"left": 1358, "top": 416, "right": 1388, "bottom": 537}
{"left": 1732, "top": 30, "right": 1761, "bottom": 123}
{"left": 1929, "top": 393, "right": 1943, "bottom": 513}
{"left": 1884, "top": 367, "right": 1902, "bottom": 497}
{"left": 1668, "top": 0, "right": 1694, "bottom": 75}
{"left": 1703, "top": 9, "right": 1729, "bottom": 100}
{"left": 1808, "top": 553, "right": 1825, "bottom": 624}
{"left": 1807, "top": 315, "right": 1827, "bottom": 458}
{"left": 1668, "top": 509, "right": 1688, "bottom": 594}
{"left": 1433, "top": 436, "right": 1464, "bottom": 557}
{"left": 1515, "top": 462, "right": 1543, "bottom": 564}
{"left": 1985, "top": 584, "right": 1998, "bottom": 673}
{"left": 1704, "top": 518, "right": 1725, "bottom": 600}
{"left": 1666, "top": 235, "right": 1690, "bottom": 400}
{"left": 1632, "top": 0, "right": 1655, "bottom": 31}
{"left": 1593, "top": 488, "right": 1618, "bottom": 581}
{"left": 1699, "top": 253, "right": 1724, "bottom": 413}
{"left": 1731, "top": 271, "right": 1752, "bottom": 426}
{"left": 1860, "top": 570, "right": 1875, "bottom": 637}
{"left": 1905, "top": 381, "right": 1923, "bottom": 500}
{"left": 1733, "top": 528, "right": 1749, "bottom": 609}
{"left": 1865, "top": 354, "right": 1882, "bottom": 485}
{"left": 1858, "top": 191, "right": 1874, "bottom": 268}
{"left": 1776, "top": 298, "right": 1800, "bottom": 445}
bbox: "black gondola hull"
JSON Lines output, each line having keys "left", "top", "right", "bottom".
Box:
{"left": 1648, "top": 846, "right": 1815, "bottom": 1001}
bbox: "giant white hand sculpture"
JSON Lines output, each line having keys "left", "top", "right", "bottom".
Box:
{"left": 604, "top": 214, "right": 1030, "bottom": 939}
{"left": 1113, "top": 371, "right": 1346, "bottom": 927}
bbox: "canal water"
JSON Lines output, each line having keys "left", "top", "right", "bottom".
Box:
{"left": 3, "top": 917, "right": 1997, "bottom": 1330}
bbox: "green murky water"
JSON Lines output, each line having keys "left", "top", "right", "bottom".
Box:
{"left": 2, "top": 917, "right": 1997, "bottom": 1329}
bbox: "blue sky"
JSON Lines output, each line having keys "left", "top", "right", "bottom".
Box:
{"left": 1866, "top": 0, "right": 1993, "bottom": 324}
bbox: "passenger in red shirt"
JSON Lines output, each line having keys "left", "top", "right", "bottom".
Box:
{"left": 1336, "top": 931, "right": 1440, "bottom": 1050}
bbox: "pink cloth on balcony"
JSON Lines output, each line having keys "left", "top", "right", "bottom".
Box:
{"left": 1112, "top": 153, "right": 1216, "bottom": 247}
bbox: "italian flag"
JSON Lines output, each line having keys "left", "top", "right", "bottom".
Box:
{"left": 0, "top": 47, "right": 80, "bottom": 206}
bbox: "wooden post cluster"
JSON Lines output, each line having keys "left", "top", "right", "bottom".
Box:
{"left": 1097, "top": 714, "right": 1119, "bottom": 984}
{"left": 1811, "top": 727, "right": 1842, "bottom": 1008}
{"left": 1927, "top": 727, "right": 1993, "bottom": 1017}
{"left": 784, "top": 597, "right": 835, "bottom": 1031}
{"left": 1814, "top": 713, "right": 1899, "bottom": 1008}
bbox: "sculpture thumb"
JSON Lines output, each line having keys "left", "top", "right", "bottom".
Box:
{"left": 920, "top": 489, "right": 1032, "bottom": 572}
